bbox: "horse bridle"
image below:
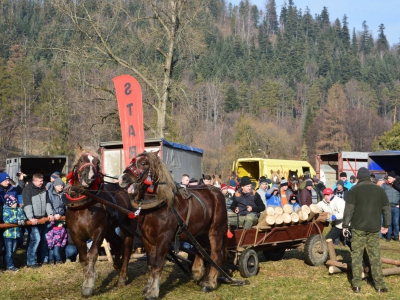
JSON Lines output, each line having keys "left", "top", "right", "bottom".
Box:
{"left": 125, "top": 156, "right": 152, "bottom": 192}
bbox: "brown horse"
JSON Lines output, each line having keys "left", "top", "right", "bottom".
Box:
{"left": 65, "top": 147, "right": 136, "bottom": 297}
{"left": 288, "top": 169, "right": 300, "bottom": 194}
{"left": 118, "top": 151, "right": 229, "bottom": 299}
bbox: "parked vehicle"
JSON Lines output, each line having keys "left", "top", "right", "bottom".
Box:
{"left": 6, "top": 155, "right": 68, "bottom": 182}
{"left": 315, "top": 151, "right": 369, "bottom": 187}
{"left": 232, "top": 158, "right": 316, "bottom": 185}
{"left": 100, "top": 138, "right": 203, "bottom": 182}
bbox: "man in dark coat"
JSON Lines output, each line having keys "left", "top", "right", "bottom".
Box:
{"left": 299, "top": 181, "right": 313, "bottom": 206}
{"left": 342, "top": 167, "right": 390, "bottom": 293}
{"left": 229, "top": 176, "right": 265, "bottom": 229}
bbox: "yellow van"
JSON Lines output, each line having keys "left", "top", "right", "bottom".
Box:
{"left": 232, "top": 158, "right": 316, "bottom": 185}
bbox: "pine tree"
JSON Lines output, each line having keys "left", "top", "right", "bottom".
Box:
{"left": 224, "top": 84, "right": 239, "bottom": 113}
{"left": 341, "top": 15, "right": 350, "bottom": 49}
{"left": 360, "top": 21, "right": 371, "bottom": 55}
{"left": 376, "top": 23, "right": 389, "bottom": 58}
{"left": 266, "top": 0, "right": 278, "bottom": 35}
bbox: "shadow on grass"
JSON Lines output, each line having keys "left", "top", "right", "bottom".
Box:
{"left": 157, "top": 262, "right": 192, "bottom": 299}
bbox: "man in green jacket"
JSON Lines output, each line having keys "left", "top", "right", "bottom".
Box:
{"left": 342, "top": 167, "right": 391, "bottom": 293}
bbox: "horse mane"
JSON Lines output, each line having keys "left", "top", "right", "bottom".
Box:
{"left": 72, "top": 147, "right": 101, "bottom": 167}
{"left": 146, "top": 152, "right": 177, "bottom": 207}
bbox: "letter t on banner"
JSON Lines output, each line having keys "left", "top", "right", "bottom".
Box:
{"left": 112, "top": 75, "right": 144, "bottom": 166}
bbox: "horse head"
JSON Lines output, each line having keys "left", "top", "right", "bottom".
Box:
{"left": 71, "top": 145, "right": 101, "bottom": 188}
{"left": 212, "top": 175, "right": 222, "bottom": 188}
{"left": 270, "top": 171, "right": 281, "bottom": 184}
{"left": 119, "top": 151, "right": 177, "bottom": 207}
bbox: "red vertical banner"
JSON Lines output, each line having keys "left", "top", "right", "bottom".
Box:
{"left": 112, "top": 75, "right": 144, "bottom": 166}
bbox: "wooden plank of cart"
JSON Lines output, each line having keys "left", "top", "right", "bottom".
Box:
{"left": 226, "top": 209, "right": 329, "bottom": 278}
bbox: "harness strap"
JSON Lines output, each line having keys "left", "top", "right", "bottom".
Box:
{"left": 170, "top": 205, "right": 249, "bottom": 285}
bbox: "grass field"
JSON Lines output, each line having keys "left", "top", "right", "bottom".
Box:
{"left": 1, "top": 234, "right": 400, "bottom": 300}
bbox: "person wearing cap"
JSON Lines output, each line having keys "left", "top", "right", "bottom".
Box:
{"left": 220, "top": 183, "right": 234, "bottom": 213}
{"left": 333, "top": 179, "right": 349, "bottom": 201}
{"left": 342, "top": 167, "right": 390, "bottom": 293}
{"left": 229, "top": 176, "right": 265, "bottom": 229}
{"left": 23, "top": 173, "right": 55, "bottom": 268}
{"left": 279, "top": 179, "right": 292, "bottom": 206}
{"left": 298, "top": 173, "right": 312, "bottom": 192}
{"left": 188, "top": 178, "right": 198, "bottom": 186}
{"left": 288, "top": 194, "right": 300, "bottom": 212}
{"left": 381, "top": 171, "right": 400, "bottom": 242}
{"left": 46, "top": 172, "right": 61, "bottom": 190}
{"left": 317, "top": 188, "right": 347, "bottom": 244}
{"left": 265, "top": 184, "right": 282, "bottom": 207}
{"left": 350, "top": 175, "right": 357, "bottom": 185}
{"left": 256, "top": 177, "right": 269, "bottom": 207}
{"left": 1, "top": 172, "right": 27, "bottom": 271}
{"left": 334, "top": 172, "right": 353, "bottom": 190}
{"left": 299, "top": 180, "right": 313, "bottom": 206}
{"left": 48, "top": 178, "right": 66, "bottom": 220}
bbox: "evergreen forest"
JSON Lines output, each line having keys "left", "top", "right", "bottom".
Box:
{"left": 1, "top": 0, "right": 400, "bottom": 175}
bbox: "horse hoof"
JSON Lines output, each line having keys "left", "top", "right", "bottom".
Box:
{"left": 81, "top": 287, "right": 94, "bottom": 298}
{"left": 201, "top": 286, "right": 213, "bottom": 293}
{"left": 117, "top": 278, "right": 127, "bottom": 287}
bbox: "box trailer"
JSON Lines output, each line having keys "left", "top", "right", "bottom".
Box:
{"left": 100, "top": 138, "right": 203, "bottom": 182}
{"left": 368, "top": 150, "right": 400, "bottom": 175}
{"left": 5, "top": 155, "right": 69, "bottom": 182}
{"left": 315, "top": 152, "right": 369, "bottom": 188}
{"left": 232, "top": 158, "right": 316, "bottom": 186}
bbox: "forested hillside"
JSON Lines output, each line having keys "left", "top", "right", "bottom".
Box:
{"left": 1, "top": 0, "right": 400, "bottom": 175}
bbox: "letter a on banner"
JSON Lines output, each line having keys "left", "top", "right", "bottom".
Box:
{"left": 112, "top": 75, "right": 144, "bottom": 167}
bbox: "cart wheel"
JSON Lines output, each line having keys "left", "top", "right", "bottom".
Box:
{"left": 238, "top": 248, "right": 259, "bottom": 278}
{"left": 304, "top": 234, "right": 328, "bottom": 266}
{"left": 263, "top": 248, "right": 285, "bottom": 261}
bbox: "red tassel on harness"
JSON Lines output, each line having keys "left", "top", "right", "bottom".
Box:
{"left": 147, "top": 184, "right": 154, "bottom": 193}
{"left": 144, "top": 175, "right": 152, "bottom": 186}
{"left": 66, "top": 171, "right": 75, "bottom": 185}
{"left": 227, "top": 229, "right": 233, "bottom": 238}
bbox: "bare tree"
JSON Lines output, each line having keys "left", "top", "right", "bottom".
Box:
{"left": 55, "top": 0, "right": 208, "bottom": 138}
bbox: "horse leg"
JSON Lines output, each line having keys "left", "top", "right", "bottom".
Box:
{"left": 82, "top": 228, "right": 103, "bottom": 298}
{"left": 200, "top": 229, "right": 225, "bottom": 292}
{"left": 117, "top": 227, "right": 134, "bottom": 287}
{"left": 192, "top": 253, "right": 205, "bottom": 283}
{"left": 142, "top": 237, "right": 169, "bottom": 300}
{"left": 141, "top": 238, "right": 155, "bottom": 296}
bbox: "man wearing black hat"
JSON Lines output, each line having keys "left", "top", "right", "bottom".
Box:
{"left": 334, "top": 172, "right": 353, "bottom": 190}
{"left": 229, "top": 176, "right": 265, "bottom": 229}
{"left": 334, "top": 180, "right": 349, "bottom": 201}
{"left": 381, "top": 171, "right": 400, "bottom": 242}
{"left": 342, "top": 167, "right": 390, "bottom": 293}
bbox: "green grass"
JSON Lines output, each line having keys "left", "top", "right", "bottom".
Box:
{"left": 1, "top": 236, "right": 400, "bottom": 299}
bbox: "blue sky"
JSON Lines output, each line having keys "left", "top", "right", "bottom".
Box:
{"left": 230, "top": 0, "right": 399, "bottom": 47}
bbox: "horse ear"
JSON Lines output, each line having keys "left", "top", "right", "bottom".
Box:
{"left": 296, "top": 169, "right": 298, "bottom": 173}
{"left": 212, "top": 175, "right": 216, "bottom": 179}
{"left": 77, "top": 143, "right": 84, "bottom": 153}
{"left": 219, "top": 175, "right": 222, "bottom": 179}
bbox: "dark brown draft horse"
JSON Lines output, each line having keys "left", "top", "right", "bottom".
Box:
{"left": 65, "top": 146, "right": 136, "bottom": 297}
{"left": 119, "top": 151, "right": 229, "bottom": 300}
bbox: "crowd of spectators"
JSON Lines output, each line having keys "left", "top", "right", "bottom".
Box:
{"left": 0, "top": 171, "right": 77, "bottom": 272}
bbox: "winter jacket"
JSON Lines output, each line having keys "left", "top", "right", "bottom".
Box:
{"left": 343, "top": 178, "right": 391, "bottom": 232}
{"left": 22, "top": 182, "right": 53, "bottom": 220}
{"left": 334, "top": 180, "right": 353, "bottom": 190}
{"left": 0, "top": 184, "right": 17, "bottom": 206}
{"left": 299, "top": 188, "right": 312, "bottom": 206}
{"left": 288, "top": 201, "right": 301, "bottom": 212}
{"left": 381, "top": 183, "right": 400, "bottom": 206}
{"left": 316, "top": 195, "right": 345, "bottom": 229}
{"left": 333, "top": 187, "right": 349, "bottom": 201}
{"left": 48, "top": 185, "right": 66, "bottom": 216}
{"left": 265, "top": 186, "right": 282, "bottom": 207}
{"left": 3, "top": 206, "right": 27, "bottom": 239}
{"left": 229, "top": 188, "right": 265, "bottom": 217}
{"left": 46, "top": 225, "right": 67, "bottom": 248}
{"left": 256, "top": 187, "right": 267, "bottom": 207}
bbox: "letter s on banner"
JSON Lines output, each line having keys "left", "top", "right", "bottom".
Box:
{"left": 112, "top": 75, "right": 144, "bottom": 166}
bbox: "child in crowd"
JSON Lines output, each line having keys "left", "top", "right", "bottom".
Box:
{"left": 1, "top": 172, "right": 27, "bottom": 272}
{"left": 288, "top": 194, "right": 301, "bottom": 212}
{"left": 46, "top": 221, "right": 67, "bottom": 264}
